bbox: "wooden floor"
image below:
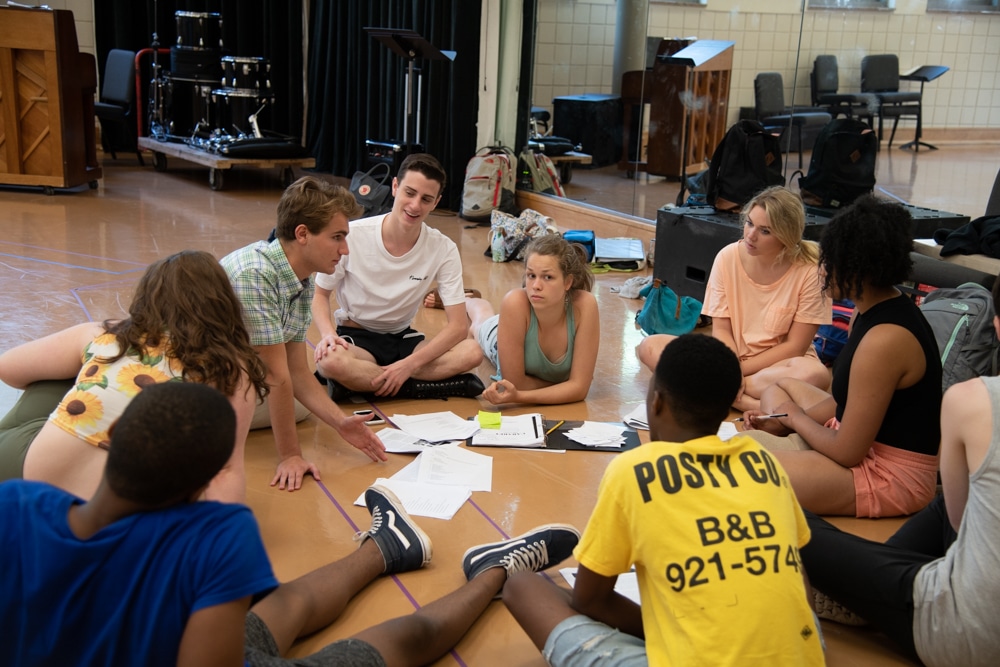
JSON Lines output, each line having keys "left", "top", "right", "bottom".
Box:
{"left": 2, "top": 142, "right": 997, "bottom": 665}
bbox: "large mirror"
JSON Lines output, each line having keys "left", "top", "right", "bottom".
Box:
{"left": 524, "top": 0, "right": 996, "bottom": 221}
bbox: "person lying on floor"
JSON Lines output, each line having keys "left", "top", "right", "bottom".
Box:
{"left": 0, "top": 381, "right": 581, "bottom": 667}
{"left": 740, "top": 195, "right": 942, "bottom": 518}
{"left": 503, "top": 334, "right": 824, "bottom": 666}
{"left": 463, "top": 235, "right": 600, "bottom": 406}
{"left": 637, "top": 186, "right": 831, "bottom": 412}
{"left": 0, "top": 250, "right": 268, "bottom": 504}
{"left": 311, "top": 153, "right": 485, "bottom": 403}
{"left": 800, "top": 272, "right": 1000, "bottom": 666}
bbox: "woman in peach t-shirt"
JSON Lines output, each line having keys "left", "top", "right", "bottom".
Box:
{"left": 637, "top": 186, "right": 831, "bottom": 411}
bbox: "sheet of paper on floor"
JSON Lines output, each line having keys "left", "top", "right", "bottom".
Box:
{"left": 413, "top": 444, "right": 493, "bottom": 492}
{"left": 717, "top": 421, "right": 739, "bottom": 441}
{"left": 622, "top": 403, "right": 648, "bottom": 430}
{"left": 355, "top": 477, "right": 471, "bottom": 520}
{"left": 560, "top": 567, "right": 641, "bottom": 605}
{"left": 377, "top": 427, "right": 463, "bottom": 453}
{"left": 391, "top": 411, "right": 481, "bottom": 442}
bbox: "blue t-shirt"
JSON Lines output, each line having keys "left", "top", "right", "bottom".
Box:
{"left": 0, "top": 481, "right": 278, "bottom": 667}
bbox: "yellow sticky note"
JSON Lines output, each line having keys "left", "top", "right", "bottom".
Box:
{"left": 478, "top": 410, "right": 502, "bottom": 429}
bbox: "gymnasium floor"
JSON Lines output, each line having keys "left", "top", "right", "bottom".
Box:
{"left": 1, "top": 143, "right": 998, "bottom": 665}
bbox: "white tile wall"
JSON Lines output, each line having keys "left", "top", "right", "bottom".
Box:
{"left": 534, "top": 0, "right": 1000, "bottom": 131}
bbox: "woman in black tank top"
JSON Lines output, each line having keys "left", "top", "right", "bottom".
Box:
{"left": 739, "top": 196, "right": 942, "bottom": 517}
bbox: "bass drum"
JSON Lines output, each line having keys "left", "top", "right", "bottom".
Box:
{"left": 163, "top": 73, "right": 214, "bottom": 138}
{"left": 212, "top": 88, "right": 274, "bottom": 137}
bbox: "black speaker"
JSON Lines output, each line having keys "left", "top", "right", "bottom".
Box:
{"left": 552, "top": 94, "right": 622, "bottom": 168}
{"left": 653, "top": 206, "right": 831, "bottom": 302}
{"left": 364, "top": 140, "right": 424, "bottom": 174}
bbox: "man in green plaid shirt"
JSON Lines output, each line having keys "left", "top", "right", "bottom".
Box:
{"left": 222, "top": 177, "right": 386, "bottom": 492}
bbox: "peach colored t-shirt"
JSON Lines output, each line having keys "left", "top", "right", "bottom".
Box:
{"left": 703, "top": 241, "right": 831, "bottom": 361}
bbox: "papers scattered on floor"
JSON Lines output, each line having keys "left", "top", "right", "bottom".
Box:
{"left": 622, "top": 404, "right": 648, "bottom": 430}
{"left": 470, "top": 413, "right": 545, "bottom": 448}
{"left": 565, "top": 421, "right": 628, "bottom": 448}
{"left": 355, "top": 477, "right": 472, "bottom": 521}
{"left": 377, "top": 428, "right": 463, "bottom": 454}
{"left": 390, "top": 411, "right": 481, "bottom": 443}
{"left": 560, "top": 567, "right": 641, "bottom": 605}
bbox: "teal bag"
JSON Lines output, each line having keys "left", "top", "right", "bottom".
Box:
{"left": 636, "top": 279, "right": 702, "bottom": 336}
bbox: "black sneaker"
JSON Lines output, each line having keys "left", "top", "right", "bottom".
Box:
{"left": 462, "top": 524, "right": 580, "bottom": 581}
{"left": 398, "top": 373, "right": 486, "bottom": 400}
{"left": 315, "top": 370, "right": 354, "bottom": 402}
{"left": 356, "top": 485, "right": 432, "bottom": 574}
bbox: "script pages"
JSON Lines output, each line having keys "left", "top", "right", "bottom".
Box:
{"left": 470, "top": 413, "right": 546, "bottom": 448}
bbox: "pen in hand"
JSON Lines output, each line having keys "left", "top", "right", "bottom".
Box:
{"left": 732, "top": 413, "right": 788, "bottom": 423}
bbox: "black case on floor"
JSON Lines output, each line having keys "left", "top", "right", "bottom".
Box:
{"left": 654, "top": 204, "right": 973, "bottom": 303}
{"left": 364, "top": 140, "right": 424, "bottom": 174}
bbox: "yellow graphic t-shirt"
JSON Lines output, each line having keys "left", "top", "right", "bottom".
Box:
{"left": 575, "top": 435, "right": 825, "bottom": 666}
{"left": 50, "top": 333, "right": 184, "bottom": 448}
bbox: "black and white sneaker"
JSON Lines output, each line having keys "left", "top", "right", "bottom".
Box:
{"left": 462, "top": 524, "right": 580, "bottom": 581}
{"left": 356, "top": 485, "right": 432, "bottom": 574}
{"left": 398, "top": 373, "right": 486, "bottom": 400}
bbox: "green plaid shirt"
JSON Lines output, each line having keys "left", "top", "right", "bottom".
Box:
{"left": 221, "top": 240, "right": 313, "bottom": 346}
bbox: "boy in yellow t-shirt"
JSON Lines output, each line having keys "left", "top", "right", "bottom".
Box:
{"left": 503, "top": 334, "right": 825, "bottom": 666}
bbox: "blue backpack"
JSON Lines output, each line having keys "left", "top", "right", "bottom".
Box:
{"left": 812, "top": 299, "right": 855, "bottom": 367}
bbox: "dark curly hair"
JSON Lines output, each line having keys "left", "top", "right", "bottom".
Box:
{"left": 106, "top": 382, "right": 235, "bottom": 505}
{"left": 103, "top": 250, "right": 269, "bottom": 402}
{"left": 654, "top": 334, "right": 742, "bottom": 432}
{"left": 819, "top": 195, "right": 913, "bottom": 301}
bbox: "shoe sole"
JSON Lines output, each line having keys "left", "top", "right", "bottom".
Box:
{"left": 462, "top": 523, "right": 581, "bottom": 572}
{"left": 368, "top": 485, "right": 433, "bottom": 566}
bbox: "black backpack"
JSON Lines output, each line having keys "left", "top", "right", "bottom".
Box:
{"left": 705, "top": 120, "right": 784, "bottom": 212}
{"left": 798, "top": 118, "right": 877, "bottom": 208}
{"left": 919, "top": 283, "right": 1000, "bottom": 392}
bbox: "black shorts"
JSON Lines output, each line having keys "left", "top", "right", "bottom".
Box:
{"left": 337, "top": 325, "right": 425, "bottom": 367}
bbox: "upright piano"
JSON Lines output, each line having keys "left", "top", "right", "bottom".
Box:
{"left": 619, "top": 39, "right": 734, "bottom": 180}
{"left": 0, "top": 6, "right": 102, "bottom": 191}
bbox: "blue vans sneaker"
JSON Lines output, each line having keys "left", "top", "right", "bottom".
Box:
{"left": 356, "top": 485, "right": 432, "bottom": 574}
{"left": 462, "top": 524, "right": 580, "bottom": 581}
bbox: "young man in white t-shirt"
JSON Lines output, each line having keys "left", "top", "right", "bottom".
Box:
{"left": 311, "top": 153, "right": 484, "bottom": 400}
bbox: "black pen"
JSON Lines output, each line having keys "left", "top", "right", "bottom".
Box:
{"left": 533, "top": 415, "right": 540, "bottom": 439}
{"left": 732, "top": 413, "right": 788, "bottom": 423}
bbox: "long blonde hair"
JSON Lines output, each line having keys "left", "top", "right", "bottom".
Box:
{"left": 742, "top": 186, "right": 819, "bottom": 266}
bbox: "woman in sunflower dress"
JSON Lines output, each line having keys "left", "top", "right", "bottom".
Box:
{"left": 0, "top": 250, "right": 268, "bottom": 502}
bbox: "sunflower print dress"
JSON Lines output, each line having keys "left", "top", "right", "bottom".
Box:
{"left": 49, "top": 333, "right": 185, "bottom": 449}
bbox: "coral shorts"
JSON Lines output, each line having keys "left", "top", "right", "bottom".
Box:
{"left": 826, "top": 419, "right": 939, "bottom": 518}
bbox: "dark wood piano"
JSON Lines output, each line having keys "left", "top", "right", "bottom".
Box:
{"left": 620, "top": 39, "right": 734, "bottom": 180}
{"left": 0, "top": 6, "right": 102, "bottom": 192}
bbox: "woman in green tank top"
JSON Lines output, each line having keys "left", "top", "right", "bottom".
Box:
{"left": 468, "top": 235, "right": 600, "bottom": 405}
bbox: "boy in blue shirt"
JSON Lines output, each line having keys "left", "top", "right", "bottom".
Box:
{"left": 1, "top": 381, "right": 578, "bottom": 666}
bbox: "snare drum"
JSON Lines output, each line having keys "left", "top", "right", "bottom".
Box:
{"left": 212, "top": 88, "right": 274, "bottom": 136}
{"left": 164, "top": 73, "right": 214, "bottom": 137}
{"left": 175, "top": 11, "right": 223, "bottom": 50}
{"left": 221, "top": 56, "right": 271, "bottom": 91}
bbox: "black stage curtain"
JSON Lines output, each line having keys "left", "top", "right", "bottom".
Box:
{"left": 307, "top": 1, "right": 482, "bottom": 211}
{"left": 94, "top": 0, "right": 303, "bottom": 139}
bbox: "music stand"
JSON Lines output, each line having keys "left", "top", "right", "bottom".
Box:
{"left": 899, "top": 65, "right": 949, "bottom": 152}
{"left": 365, "top": 28, "right": 456, "bottom": 147}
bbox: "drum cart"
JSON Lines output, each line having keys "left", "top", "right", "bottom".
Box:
{"left": 138, "top": 137, "right": 315, "bottom": 191}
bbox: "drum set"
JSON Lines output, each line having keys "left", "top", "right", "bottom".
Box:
{"left": 148, "top": 11, "right": 275, "bottom": 153}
